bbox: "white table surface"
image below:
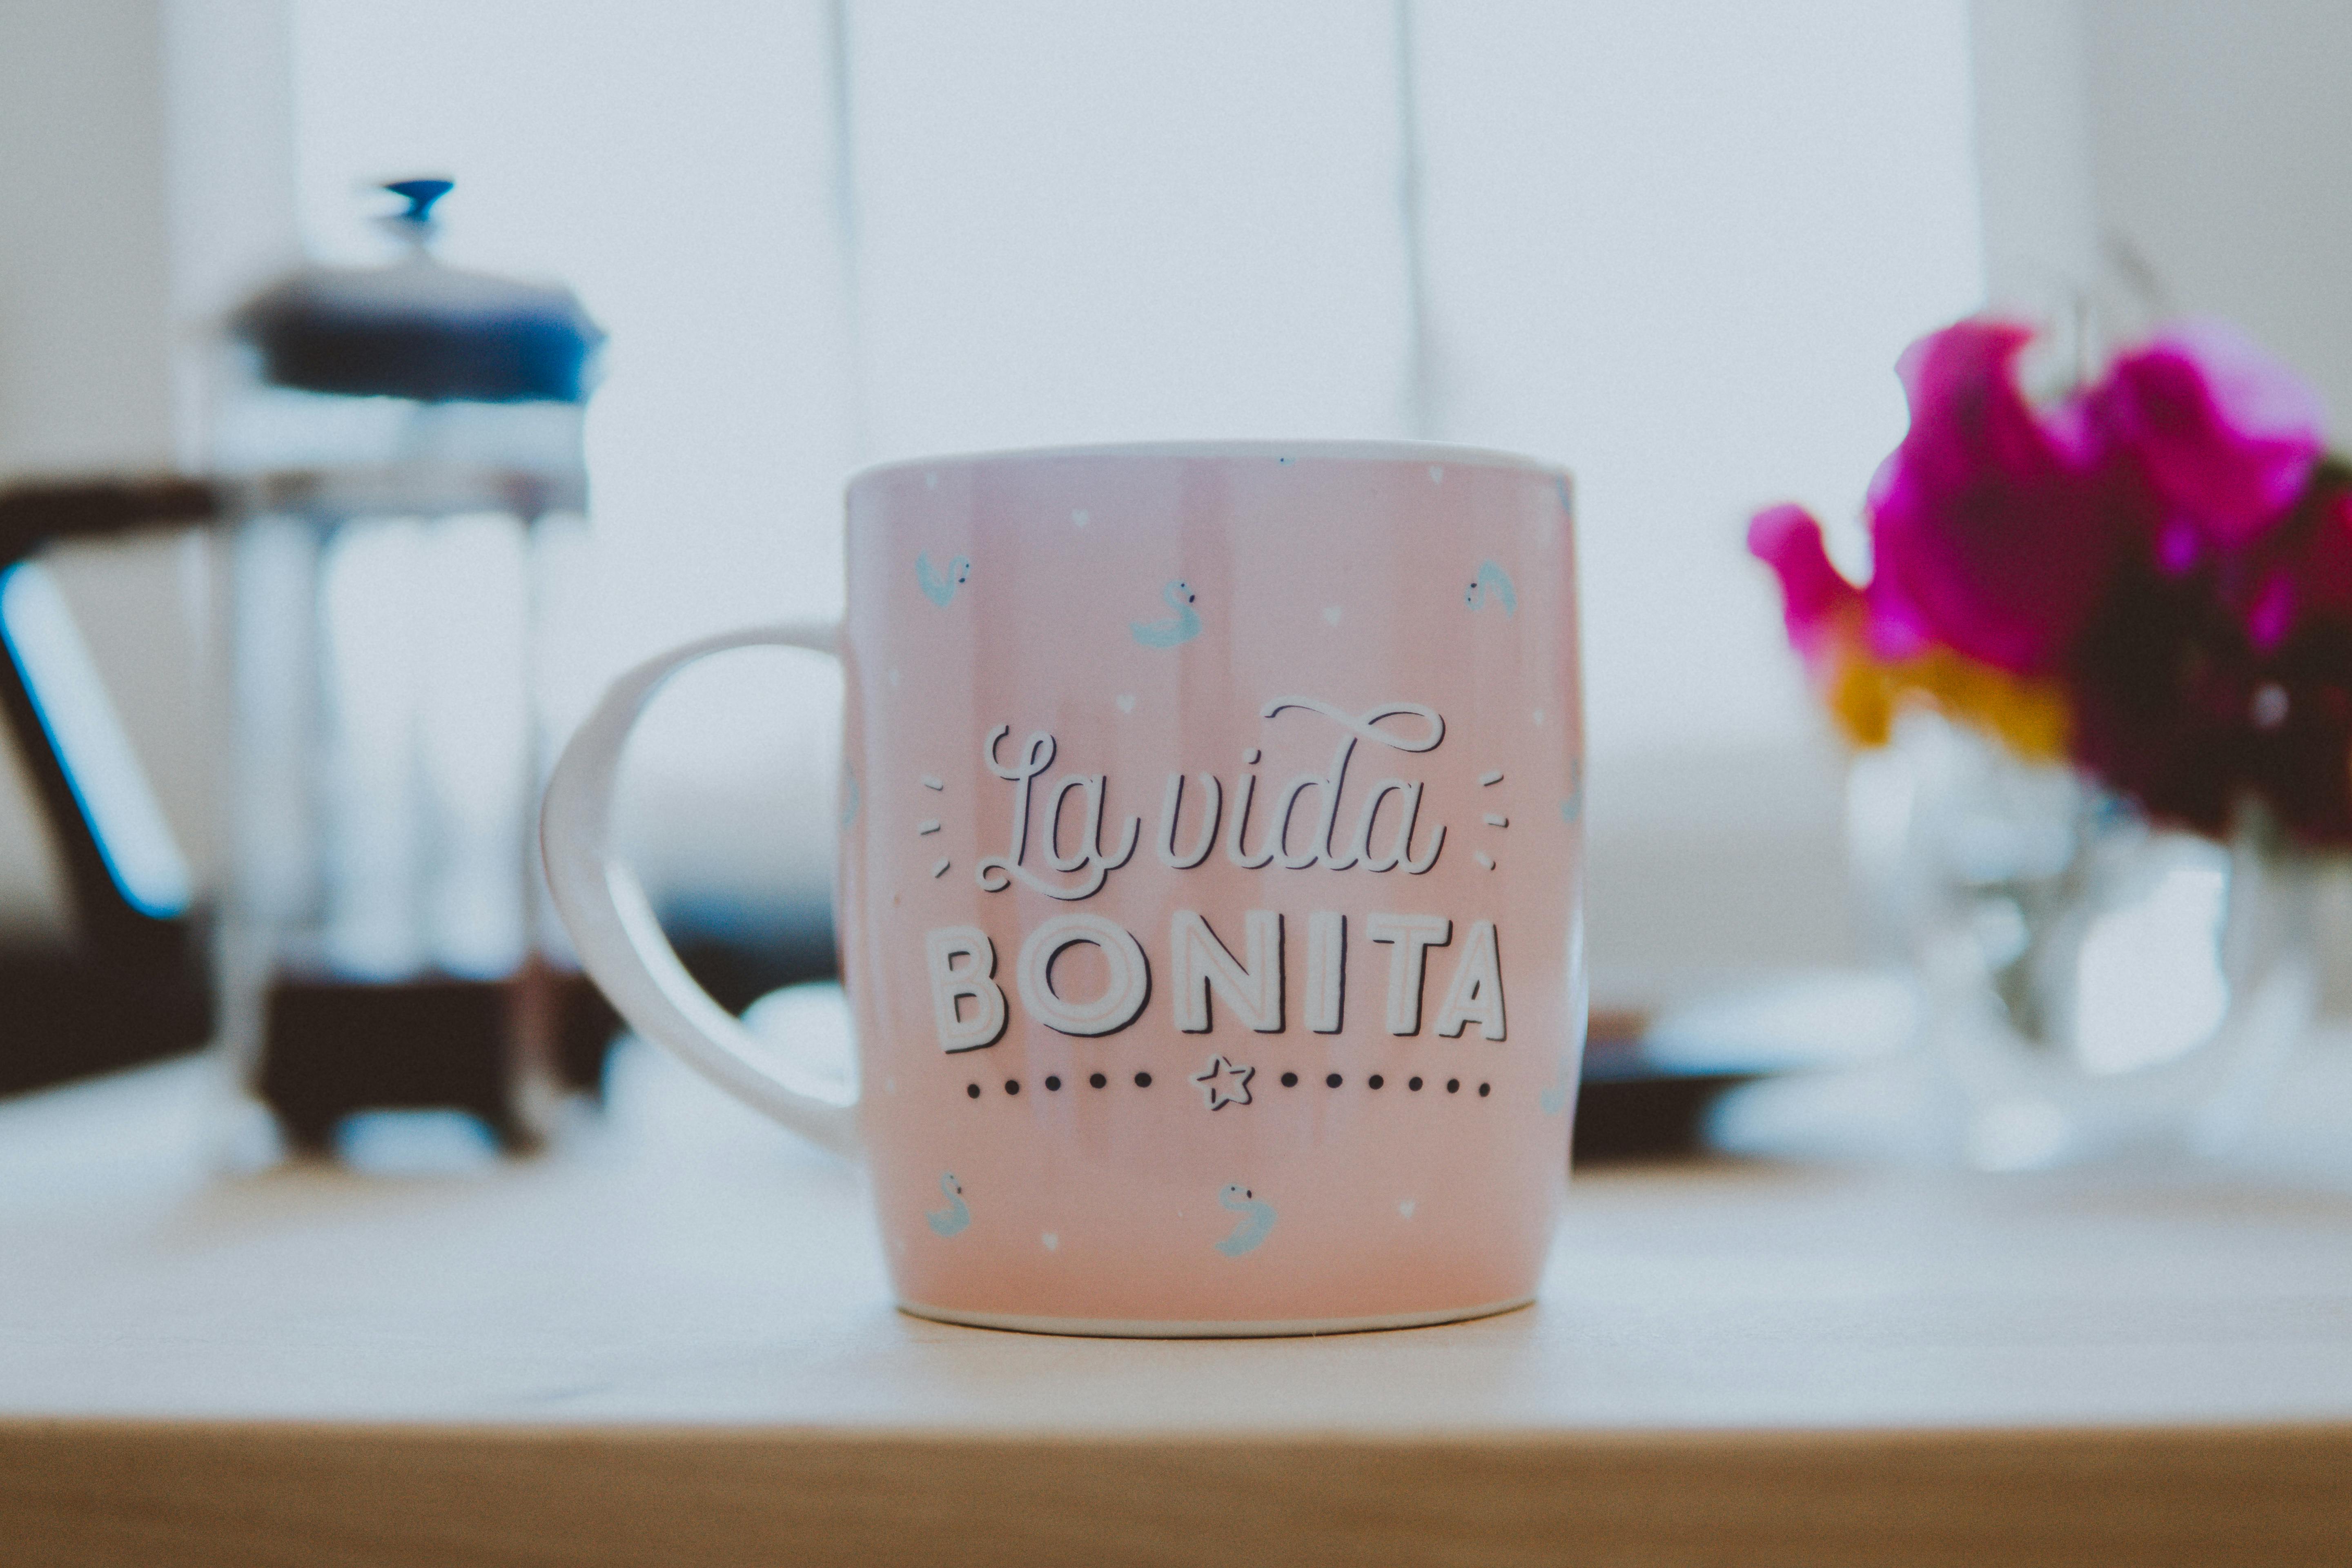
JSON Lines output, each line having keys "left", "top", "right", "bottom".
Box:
{"left": 5, "top": 1018, "right": 2351, "bottom": 1564}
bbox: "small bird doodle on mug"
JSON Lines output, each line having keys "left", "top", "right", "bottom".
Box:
{"left": 1131, "top": 580, "right": 1202, "bottom": 648}
{"left": 1215, "top": 1183, "right": 1276, "bottom": 1256}
{"left": 927, "top": 1172, "right": 971, "bottom": 1236}
{"left": 917, "top": 552, "right": 972, "bottom": 607}
{"left": 1466, "top": 560, "right": 1517, "bottom": 616}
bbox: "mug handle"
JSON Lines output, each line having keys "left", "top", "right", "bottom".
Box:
{"left": 539, "top": 622, "right": 860, "bottom": 1156}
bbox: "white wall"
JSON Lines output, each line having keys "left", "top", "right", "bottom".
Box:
{"left": 0, "top": 2, "right": 178, "bottom": 478}
{"left": 272, "top": 1, "right": 1993, "bottom": 993}
{"left": 2083, "top": 0, "right": 2352, "bottom": 421}
{"left": 1968, "top": 0, "right": 2100, "bottom": 308}
{"left": 1412, "top": 3, "right": 1985, "bottom": 998}
{"left": 1970, "top": 0, "right": 2352, "bottom": 403}
{"left": 0, "top": 2, "right": 1985, "bottom": 989}
{"left": 19, "top": 3, "right": 2352, "bottom": 1007}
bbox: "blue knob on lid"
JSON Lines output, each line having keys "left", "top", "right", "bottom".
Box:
{"left": 383, "top": 178, "right": 455, "bottom": 224}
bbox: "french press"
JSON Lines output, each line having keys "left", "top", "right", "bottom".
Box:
{"left": 214, "top": 179, "right": 615, "bottom": 1150}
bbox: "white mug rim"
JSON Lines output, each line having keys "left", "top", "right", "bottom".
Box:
{"left": 849, "top": 438, "right": 1562, "bottom": 492}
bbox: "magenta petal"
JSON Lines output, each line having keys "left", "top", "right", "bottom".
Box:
{"left": 1865, "top": 318, "right": 2120, "bottom": 675}
{"left": 1860, "top": 577, "right": 1936, "bottom": 662}
{"left": 1747, "top": 503, "right": 1860, "bottom": 664}
{"left": 2234, "top": 484, "right": 2352, "bottom": 648}
{"left": 2156, "top": 516, "right": 2204, "bottom": 575}
{"left": 2248, "top": 572, "right": 2296, "bottom": 653}
{"left": 2102, "top": 320, "right": 2324, "bottom": 547}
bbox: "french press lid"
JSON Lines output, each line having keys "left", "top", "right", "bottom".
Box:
{"left": 232, "top": 180, "right": 604, "bottom": 405}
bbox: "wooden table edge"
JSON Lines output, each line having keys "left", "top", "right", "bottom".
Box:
{"left": 4, "top": 1419, "right": 2348, "bottom": 1566}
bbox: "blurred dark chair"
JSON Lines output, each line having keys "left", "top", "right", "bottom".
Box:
{"left": 0, "top": 478, "right": 218, "bottom": 1096}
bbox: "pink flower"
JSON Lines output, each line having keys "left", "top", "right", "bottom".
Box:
{"left": 2096, "top": 320, "right": 2325, "bottom": 558}
{"left": 1752, "top": 311, "right": 2352, "bottom": 847}
{"left": 2232, "top": 481, "right": 2352, "bottom": 654}
{"left": 1746, "top": 503, "right": 1861, "bottom": 668}
{"left": 1863, "top": 319, "right": 2123, "bottom": 675}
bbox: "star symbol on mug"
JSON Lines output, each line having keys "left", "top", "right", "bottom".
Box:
{"left": 1192, "top": 1054, "right": 1255, "bottom": 1111}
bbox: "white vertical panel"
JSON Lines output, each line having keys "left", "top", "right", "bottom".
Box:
{"left": 2085, "top": 0, "right": 2352, "bottom": 422}
{"left": 848, "top": 0, "right": 1413, "bottom": 456}
{"left": 165, "top": 0, "right": 302, "bottom": 470}
{"left": 1969, "top": 0, "right": 2099, "bottom": 310}
{"left": 0, "top": 2, "right": 177, "bottom": 479}
{"left": 1412, "top": 1, "right": 1985, "bottom": 761}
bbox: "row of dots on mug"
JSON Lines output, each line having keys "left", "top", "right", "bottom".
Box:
{"left": 965, "top": 1074, "right": 1492, "bottom": 1097}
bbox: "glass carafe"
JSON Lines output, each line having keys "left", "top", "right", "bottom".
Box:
{"left": 211, "top": 180, "right": 614, "bottom": 1154}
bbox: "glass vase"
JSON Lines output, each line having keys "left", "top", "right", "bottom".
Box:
{"left": 1848, "top": 709, "right": 2318, "bottom": 1170}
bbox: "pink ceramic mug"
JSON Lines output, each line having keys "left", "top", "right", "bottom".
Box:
{"left": 541, "top": 441, "right": 1586, "bottom": 1335}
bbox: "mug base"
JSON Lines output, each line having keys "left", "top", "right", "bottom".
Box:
{"left": 896, "top": 1293, "right": 1535, "bottom": 1339}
